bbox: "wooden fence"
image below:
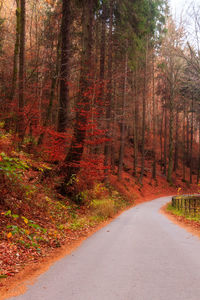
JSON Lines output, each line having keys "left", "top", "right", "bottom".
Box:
{"left": 172, "top": 195, "right": 200, "bottom": 216}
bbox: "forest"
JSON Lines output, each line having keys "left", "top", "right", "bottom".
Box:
{"left": 0, "top": 0, "right": 200, "bottom": 289}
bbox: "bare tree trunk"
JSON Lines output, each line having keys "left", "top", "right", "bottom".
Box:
{"left": 17, "top": 0, "right": 25, "bottom": 140}
{"left": 139, "top": 40, "right": 148, "bottom": 184}
{"left": 133, "top": 69, "right": 139, "bottom": 177}
{"left": 160, "top": 108, "right": 164, "bottom": 172}
{"left": 182, "top": 98, "right": 186, "bottom": 181}
{"left": 152, "top": 54, "right": 156, "bottom": 179}
{"left": 190, "top": 96, "right": 194, "bottom": 184}
{"left": 57, "top": 0, "right": 70, "bottom": 132}
{"left": 99, "top": 1, "right": 106, "bottom": 99}
{"left": 163, "top": 103, "right": 167, "bottom": 175}
{"left": 38, "top": 35, "right": 61, "bottom": 146}
{"left": 4, "top": 0, "right": 20, "bottom": 131}
{"left": 167, "top": 90, "right": 174, "bottom": 184}
{"left": 197, "top": 119, "right": 200, "bottom": 184}
{"left": 104, "top": 0, "right": 113, "bottom": 177}
{"left": 173, "top": 107, "right": 179, "bottom": 172}
{"left": 186, "top": 112, "right": 190, "bottom": 166}
{"left": 118, "top": 41, "right": 128, "bottom": 180}
{"left": 110, "top": 79, "right": 116, "bottom": 172}
{"left": 10, "top": 0, "right": 20, "bottom": 102}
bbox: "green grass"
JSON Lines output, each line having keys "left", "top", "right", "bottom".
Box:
{"left": 167, "top": 203, "right": 200, "bottom": 223}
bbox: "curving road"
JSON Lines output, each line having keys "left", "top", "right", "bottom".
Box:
{"left": 8, "top": 196, "right": 200, "bottom": 300}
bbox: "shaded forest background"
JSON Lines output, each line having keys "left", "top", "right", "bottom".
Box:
{"left": 0, "top": 0, "right": 200, "bottom": 283}
{"left": 0, "top": 0, "right": 199, "bottom": 189}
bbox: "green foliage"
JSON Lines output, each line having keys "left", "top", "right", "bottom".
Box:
{"left": 69, "top": 217, "right": 88, "bottom": 230}
{"left": 0, "top": 152, "right": 29, "bottom": 179}
{"left": 3, "top": 210, "right": 48, "bottom": 250}
{"left": 73, "top": 191, "right": 87, "bottom": 205}
{"left": 0, "top": 121, "right": 5, "bottom": 128}
{"left": 167, "top": 203, "right": 200, "bottom": 222}
{"left": 67, "top": 174, "right": 79, "bottom": 186}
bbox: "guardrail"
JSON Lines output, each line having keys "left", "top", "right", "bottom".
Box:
{"left": 172, "top": 195, "right": 200, "bottom": 216}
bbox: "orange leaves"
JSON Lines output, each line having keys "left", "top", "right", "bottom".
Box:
{"left": 23, "top": 218, "right": 28, "bottom": 224}
{"left": 7, "top": 232, "right": 12, "bottom": 239}
{"left": 45, "top": 0, "right": 54, "bottom": 6}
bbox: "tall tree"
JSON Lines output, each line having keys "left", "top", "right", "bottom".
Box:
{"left": 152, "top": 53, "right": 157, "bottom": 179}
{"left": 57, "top": 0, "right": 71, "bottom": 132}
{"left": 158, "top": 19, "right": 184, "bottom": 183}
{"left": 104, "top": 0, "right": 114, "bottom": 177}
{"left": 10, "top": 0, "right": 20, "bottom": 102}
{"left": 17, "top": 0, "right": 26, "bottom": 140}
{"left": 60, "top": 0, "right": 96, "bottom": 193}
{"left": 139, "top": 39, "right": 148, "bottom": 184}
{"left": 118, "top": 40, "right": 128, "bottom": 180}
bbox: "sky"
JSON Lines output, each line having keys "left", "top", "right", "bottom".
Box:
{"left": 170, "top": 0, "right": 189, "bottom": 20}
{"left": 170, "top": 0, "right": 199, "bottom": 20}
{"left": 169, "top": 0, "right": 200, "bottom": 46}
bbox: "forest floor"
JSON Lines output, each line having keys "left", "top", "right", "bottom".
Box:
{"left": 0, "top": 128, "right": 199, "bottom": 297}
{"left": 0, "top": 168, "right": 199, "bottom": 298}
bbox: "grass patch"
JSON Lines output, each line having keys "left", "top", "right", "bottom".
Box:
{"left": 167, "top": 203, "right": 200, "bottom": 223}
{"left": 69, "top": 217, "right": 89, "bottom": 230}
{"left": 89, "top": 185, "right": 130, "bottom": 219}
{"left": 90, "top": 199, "right": 115, "bottom": 218}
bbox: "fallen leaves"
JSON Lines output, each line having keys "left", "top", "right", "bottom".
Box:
{"left": 7, "top": 232, "right": 12, "bottom": 239}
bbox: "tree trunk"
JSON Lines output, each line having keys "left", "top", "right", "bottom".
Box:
{"left": 133, "top": 69, "right": 139, "bottom": 177}
{"left": 167, "top": 91, "right": 174, "bottom": 184}
{"left": 60, "top": 0, "right": 94, "bottom": 192}
{"left": 99, "top": 1, "right": 106, "bottom": 105}
{"left": 186, "top": 112, "right": 190, "bottom": 166}
{"left": 190, "top": 96, "right": 194, "bottom": 184}
{"left": 197, "top": 119, "right": 200, "bottom": 184}
{"left": 57, "top": 0, "right": 70, "bottom": 132}
{"left": 10, "top": 0, "right": 20, "bottom": 102}
{"left": 163, "top": 103, "right": 167, "bottom": 175}
{"left": 17, "top": 0, "right": 25, "bottom": 140}
{"left": 152, "top": 54, "right": 156, "bottom": 179}
{"left": 139, "top": 40, "right": 148, "bottom": 184}
{"left": 118, "top": 41, "right": 128, "bottom": 180}
{"left": 94, "top": 1, "right": 107, "bottom": 154}
{"left": 182, "top": 98, "right": 186, "bottom": 181}
{"left": 160, "top": 108, "right": 164, "bottom": 172}
{"left": 37, "top": 78, "right": 56, "bottom": 146}
{"left": 110, "top": 79, "right": 116, "bottom": 172}
{"left": 38, "top": 35, "right": 61, "bottom": 146}
{"left": 4, "top": 0, "right": 20, "bottom": 131}
{"left": 104, "top": 0, "right": 113, "bottom": 177}
{"left": 173, "top": 107, "right": 179, "bottom": 172}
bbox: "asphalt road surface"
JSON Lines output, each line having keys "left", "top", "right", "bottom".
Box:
{"left": 9, "top": 196, "right": 200, "bottom": 300}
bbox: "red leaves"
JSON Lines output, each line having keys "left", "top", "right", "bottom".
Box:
{"left": 42, "top": 128, "right": 72, "bottom": 161}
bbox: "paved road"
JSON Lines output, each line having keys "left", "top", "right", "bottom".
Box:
{"left": 9, "top": 196, "right": 200, "bottom": 300}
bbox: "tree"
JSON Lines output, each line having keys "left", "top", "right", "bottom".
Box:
{"left": 158, "top": 18, "right": 184, "bottom": 184}
{"left": 17, "top": 0, "right": 26, "bottom": 140}
{"left": 118, "top": 40, "right": 128, "bottom": 180}
{"left": 60, "top": 0, "right": 96, "bottom": 194}
{"left": 104, "top": 0, "right": 114, "bottom": 177}
{"left": 57, "top": 0, "right": 71, "bottom": 133}
{"left": 10, "top": 0, "right": 20, "bottom": 103}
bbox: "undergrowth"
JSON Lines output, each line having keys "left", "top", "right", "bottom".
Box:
{"left": 0, "top": 126, "right": 134, "bottom": 280}
{"left": 167, "top": 203, "right": 200, "bottom": 223}
{"left": 0, "top": 132, "right": 131, "bottom": 278}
